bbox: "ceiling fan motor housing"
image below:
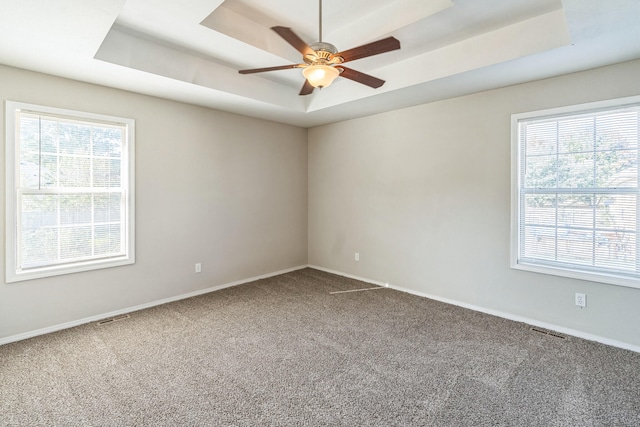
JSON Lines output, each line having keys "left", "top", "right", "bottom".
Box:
{"left": 305, "top": 42, "right": 344, "bottom": 65}
{"left": 311, "top": 42, "right": 337, "bottom": 54}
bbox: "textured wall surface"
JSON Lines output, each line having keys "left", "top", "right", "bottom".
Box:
{"left": 3, "top": 58, "right": 640, "bottom": 349}
{"left": 0, "top": 65, "right": 308, "bottom": 340}
{"left": 308, "top": 59, "right": 640, "bottom": 348}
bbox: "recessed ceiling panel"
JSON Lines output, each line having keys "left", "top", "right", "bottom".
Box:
{"left": 201, "top": 0, "right": 453, "bottom": 58}
{"left": 0, "top": 0, "right": 638, "bottom": 127}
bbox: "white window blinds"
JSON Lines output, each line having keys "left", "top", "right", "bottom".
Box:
{"left": 6, "top": 102, "right": 135, "bottom": 282}
{"left": 513, "top": 99, "right": 640, "bottom": 287}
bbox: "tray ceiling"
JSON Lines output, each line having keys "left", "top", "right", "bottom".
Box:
{"left": 0, "top": 0, "right": 639, "bottom": 127}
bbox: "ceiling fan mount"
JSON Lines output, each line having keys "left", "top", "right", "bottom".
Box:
{"left": 239, "top": 0, "right": 400, "bottom": 96}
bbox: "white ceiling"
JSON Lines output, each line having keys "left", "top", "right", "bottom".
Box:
{"left": 0, "top": 0, "right": 639, "bottom": 128}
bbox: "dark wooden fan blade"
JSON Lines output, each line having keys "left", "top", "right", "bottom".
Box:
{"left": 272, "top": 26, "right": 314, "bottom": 56}
{"left": 299, "top": 79, "right": 315, "bottom": 96}
{"left": 338, "top": 66, "right": 385, "bottom": 88}
{"left": 239, "top": 64, "right": 300, "bottom": 74}
{"left": 335, "top": 36, "right": 400, "bottom": 63}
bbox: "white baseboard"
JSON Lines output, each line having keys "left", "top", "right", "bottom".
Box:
{"left": 0, "top": 265, "right": 308, "bottom": 346}
{"left": 6, "top": 263, "right": 638, "bottom": 354}
{"left": 308, "top": 265, "right": 640, "bottom": 354}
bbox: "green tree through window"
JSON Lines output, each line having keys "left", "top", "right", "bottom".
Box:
{"left": 513, "top": 98, "right": 640, "bottom": 288}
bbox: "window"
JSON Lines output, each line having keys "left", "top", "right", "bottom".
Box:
{"left": 5, "top": 101, "right": 135, "bottom": 282}
{"left": 511, "top": 96, "right": 640, "bottom": 289}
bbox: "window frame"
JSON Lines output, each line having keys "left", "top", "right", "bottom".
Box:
{"left": 5, "top": 101, "right": 135, "bottom": 283}
{"left": 511, "top": 95, "right": 640, "bottom": 289}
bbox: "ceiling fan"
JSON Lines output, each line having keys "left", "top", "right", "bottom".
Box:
{"left": 238, "top": 0, "right": 401, "bottom": 96}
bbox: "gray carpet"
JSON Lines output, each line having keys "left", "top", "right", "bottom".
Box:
{"left": 1, "top": 268, "right": 639, "bottom": 426}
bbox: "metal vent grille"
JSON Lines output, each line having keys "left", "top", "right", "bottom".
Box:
{"left": 530, "top": 327, "right": 566, "bottom": 340}
{"left": 97, "top": 314, "right": 131, "bottom": 325}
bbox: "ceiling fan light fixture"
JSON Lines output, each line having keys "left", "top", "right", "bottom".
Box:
{"left": 302, "top": 64, "right": 340, "bottom": 88}
{"left": 238, "top": 0, "right": 400, "bottom": 95}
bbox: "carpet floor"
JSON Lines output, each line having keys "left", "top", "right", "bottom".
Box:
{"left": 1, "top": 268, "right": 639, "bottom": 426}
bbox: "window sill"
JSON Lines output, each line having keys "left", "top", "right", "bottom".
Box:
{"left": 511, "top": 261, "right": 640, "bottom": 290}
{"left": 6, "top": 256, "right": 135, "bottom": 283}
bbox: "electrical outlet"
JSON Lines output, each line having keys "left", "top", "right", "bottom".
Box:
{"left": 195, "top": 263, "right": 202, "bottom": 273}
{"left": 355, "top": 252, "right": 360, "bottom": 261}
{"left": 575, "top": 293, "right": 586, "bottom": 308}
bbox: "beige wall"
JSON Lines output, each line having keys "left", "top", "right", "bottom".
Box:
{"left": 3, "top": 59, "right": 640, "bottom": 349}
{"left": 0, "top": 65, "right": 308, "bottom": 340}
{"left": 308, "top": 59, "right": 640, "bottom": 348}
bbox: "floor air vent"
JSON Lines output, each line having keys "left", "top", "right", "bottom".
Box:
{"left": 530, "top": 327, "right": 566, "bottom": 340}
{"left": 97, "top": 314, "right": 131, "bottom": 325}
{"left": 329, "top": 286, "right": 386, "bottom": 294}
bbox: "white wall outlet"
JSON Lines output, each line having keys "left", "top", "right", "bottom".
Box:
{"left": 195, "top": 263, "right": 202, "bottom": 273}
{"left": 355, "top": 252, "right": 360, "bottom": 261}
{"left": 575, "top": 293, "right": 586, "bottom": 308}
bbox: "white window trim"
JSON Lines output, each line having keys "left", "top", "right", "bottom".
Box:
{"left": 510, "top": 95, "right": 640, "bottom": 290}
{"left": 5, "top": 101, "right": 135, "bottom": 282}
